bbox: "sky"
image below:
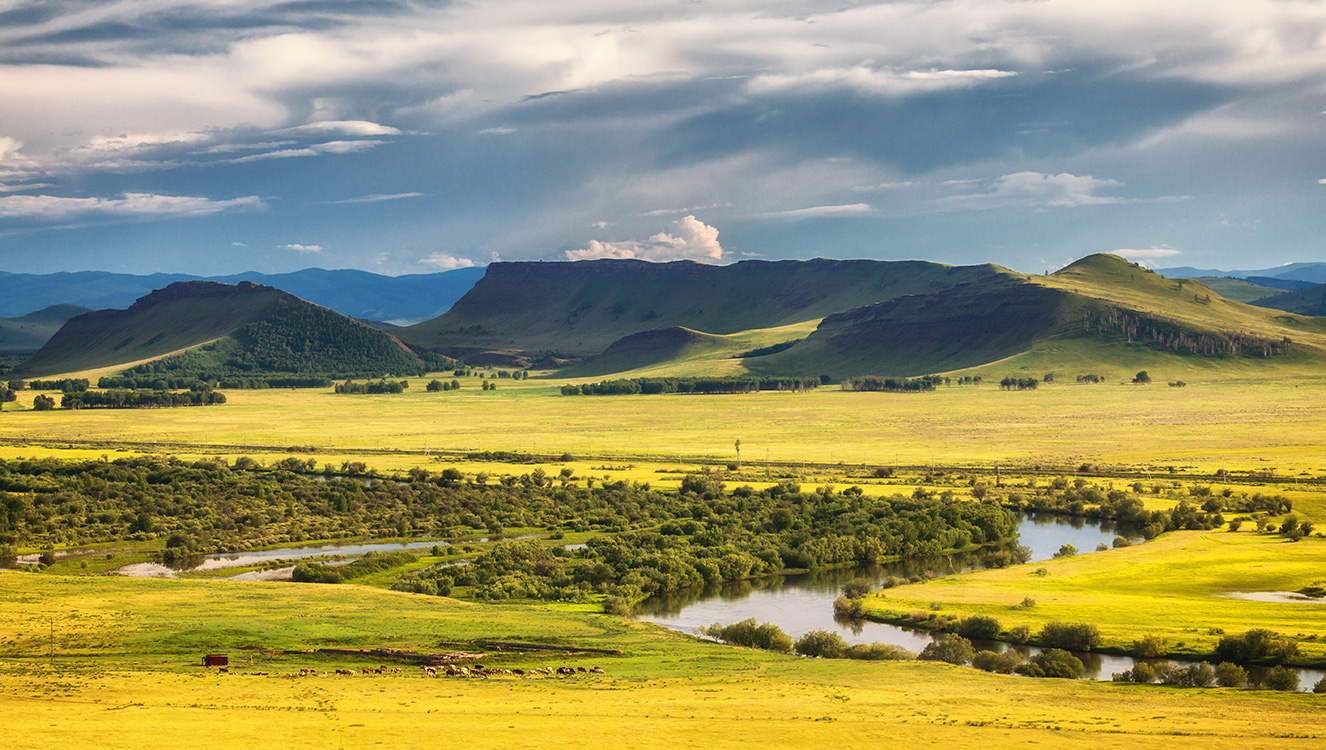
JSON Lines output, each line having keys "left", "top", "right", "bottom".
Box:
{"left": 0, "top": 0, "right": 1323, "bottom": 276}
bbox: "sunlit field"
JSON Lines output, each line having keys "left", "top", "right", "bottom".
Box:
{"left": 3, "top": 374, "right": 1326, "bottom": 476}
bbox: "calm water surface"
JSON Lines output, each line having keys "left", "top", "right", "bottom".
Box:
{"left": 633, "top": 513, "right": 1324, "bottom": 691}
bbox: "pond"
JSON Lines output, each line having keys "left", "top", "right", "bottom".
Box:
{"left": 633, "top": 512, "right": 1325, "bottom": 692}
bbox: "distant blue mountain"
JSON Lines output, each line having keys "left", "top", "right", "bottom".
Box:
{"left": 1157, "top": 262, "right": 1326, "bottom": 285}
{"left": 0, "top": 266, "right": 486, "bottom": 322}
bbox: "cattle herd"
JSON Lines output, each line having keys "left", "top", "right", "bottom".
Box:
{"left": 216, "top": 664, "right": 607, "bottom": 679}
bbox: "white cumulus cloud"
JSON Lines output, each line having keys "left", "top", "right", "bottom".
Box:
{"left": 280, "top": 243, "right": 323, "bottom": 254}
{"left": 419, "top": 254, "right": 476, "bottom": 270}
{"left": 565, "top": 215, "right": 723, "bottom": 262}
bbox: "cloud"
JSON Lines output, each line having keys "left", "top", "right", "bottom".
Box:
{"left": 591, "top": 221, "right": 607, "bottom": 229}
{"left": 764, "top": 203, "right": 872, "bottom": 219}
{"left": 280, "top": 243, "right": 323, "bottom": 254}
{"left": 280, "top": 121, "right": 401, "bottom": 137}
{"left": 1319, "top": 179, "right": 1326, "bottom": 185}
{"left": 851, "top": 181, "right": 913, "bottom": 193}
{"left": 419, "top": 253, "right": 476, "bottom": 270}
{"left": 942, "top": 172, "right": 1126, "bottom": 210}
{"left": 478, "top": 127, "right": 517, "bottom": 135}
{"left": 565, "top": 215, "right": 723, "bottom": 262}
{"left": 231, "top": 241, "right": 247, "bottom": 247}
{"left": 230, "top": 140, "right": 385, "bottom": 163}
{"left": 323, "top": 192, "right": 425, "bottom": 204}
{"left": 1115, "top": 246, "right": 1182, "bottom": 259}
{"left": 749, "top": 67, "right": 1017, "bottom": 98}
{"left": 0, "top": 192, "right": 261, "bottom": 219}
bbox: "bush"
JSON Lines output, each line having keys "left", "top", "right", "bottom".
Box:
{"left": 602, "top": 595, "right": 631, "bottom": 616}
{"left": 844, "top": 643, "right": 914, "bottom": 661}
{"left": 1214, "top": 662, "right": 1248, "bottom": 688}
{"left": 1262, "top": 665, "right": 1299, "bottom": 692}
{"left": 1039, "top": 621, "right": 1101, "bottom": 652}
{"left": 1053, "top": 543, "right": 1078, "bottom": 558}
{"left": 1008, "top": 625, "right": 1032, "bottom": 645}
{"left": 703, "top": 619, "right": 794, "bottom": 653}
{"left": 841, "top": 578, "right": 872, "bottom": 598}
{"left": 833, "top": 596, "right": 865, "bottom": 619}
{"left": 971, "top": 649, "right": 1023, "bottom": 673}
{"left": 918, "top": 635, "right": 974, "bottom": 665}
{"left": 795, "top": 629, "right": 848, "bottom": 658}
{"left": 1132, "top": 635, "right": 1167, "bottom": 658}
{"left": 1015, "top": 649, "right": 1084, "bottom": 679}
{"left": 955, "top": 614, "right": 1002, "bottom": 641}
{"left": 1313, "top": 675, "right": 1326, "bottom": 694}
{"left": 1214, "top": 629, "right": 1296, "bottom": 663}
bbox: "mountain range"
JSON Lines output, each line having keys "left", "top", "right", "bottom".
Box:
{"left": 0, "top": 266, "right": 485, "bottom": 324}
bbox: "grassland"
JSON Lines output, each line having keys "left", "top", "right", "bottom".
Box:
{"left": 863, "top": 531, "right": 1326, "bottom": 665}
{"left": 2, "top": 571, "right": 1323, "bottom": 750}
{"left": 3, "top": 373, "right": 1326, "bottom": 478}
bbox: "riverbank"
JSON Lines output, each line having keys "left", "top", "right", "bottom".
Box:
{"left": 860, "top": 530, "right": 1326, "bottom": 668}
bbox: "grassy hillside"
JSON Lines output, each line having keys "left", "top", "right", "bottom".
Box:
{"left": 1194, "top": 277, "right": 1286, "bottom": 304}
{"left": 748, "top": 255, "right": 1326, "bottom": 379}
{"left": 0, "top": 304, "right": 89, "bottom": 353}
{"left": 399, "top": 258, "right": 1000, "bottom": 364}
{"left": 19, "top": 281, "right": 424, "bottom": 377}
{"left": 1254, "top": 283, "right": 1326, "bottom": 317}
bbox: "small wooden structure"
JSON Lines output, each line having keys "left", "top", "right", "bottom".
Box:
{"left": 203, "top": 653, "right": 229, "bottom": 668}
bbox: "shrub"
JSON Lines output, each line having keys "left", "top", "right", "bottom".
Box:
{"left": 1015, "top": 649, "right": 1084, "bottom": 679}
{"left": 841, "top": 578, "right": 872, "bottom": 598}
{"left": 795, "top": 629, "right": 848, "bottom": 658}
{"left": 1132, "top": 635, "right": 1167, "bottom": 658}
{"left": 1053, "top": 543, "right": 1078, "bottom": 558}
{"left": 918, "top": 635, "right": 974, "bottom": 665}
{"left": 1214, "top": 662, "right": 1248, "bottom": 688}
{"left": 971, "top": 649, "right": 1023, "bottom": 674}
{"left": 1012, "top": 596, "right": 1036, "bottom": 610}
{"left": 1262, "top": 665, "right": 1299, "bottom": 692}
{"left": 833, "top": 596, "right": 865, "bottom": 619}
{"left": 844, "top": 643, "right": 914, "bottom": 661}
{"left": 703, "top": 619, "right": 795, "bottom": 653}
{"left": 602, "top": 596, "right": 631, "bottom": 616}
{"left": 1008, "top": 625, "right": 1032, "bottom": 645}
{"left": 1129, "top": 662, "right": 1157, "bottom": 683}
{"left": 1313, "top": 675, "right": 1326, "bottom": 694}
{"left": 1214, "top": 629, "right": 1295, "bottom": 663}
{"left": 1039, "top": 621, "right": 1101, "bottom": 652}
{"left": 955, "top": 615, "right": 1002, "bottom": 641}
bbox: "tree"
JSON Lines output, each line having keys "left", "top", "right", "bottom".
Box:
{"left": 1039, "top": 621, "right": 1101, "bottom": 651}
{"left": 918, "top": 635, "right": 974, "bottom": 665}
{"left": 955, "top": 615, "right": 1002, "bottom": 641}
{"left": 1263, "top": 665, "right": 1299, "bottom": 692}
{"left": 795, "top": 629, "right": 848, "bottom": 658}
{"left": 1214, "top": 662, "right": 1248, "bottom": 688}
{"left": 32, "top": 394, "right": 56, "bottom": 411}
{"left": 426, "top": 380, "right": 443, "bottom": 392}
{"left": 1133, "top": 371, "right": 1152, "bottom": 384}
{"left": 1015, "top": 649, "right": 1084, "bottom": 679}
{"left": 971, "top": 649, "right": 1023, "bottom": 673}
{"left": 734, "top": 438, "right": 741, "bottom": 468}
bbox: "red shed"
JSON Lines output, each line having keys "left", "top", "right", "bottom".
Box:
{"left": 203, "top": 654, "right": 229, "bottom": 667}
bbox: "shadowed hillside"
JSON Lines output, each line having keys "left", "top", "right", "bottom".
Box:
{"left": 747, "top": 254, "right": 1326, "bottom": 379}
{"left": 0, "top": 304, "right": 90, "bottom": 353}
{"left": 20, "top": 281, "right": 425, "bottom": 377}
{"left": 1253, "top": 283, "right": 1326, "bottom": 317}
{"left": 400, "top": 258, "right": 1000, "bottom": 364}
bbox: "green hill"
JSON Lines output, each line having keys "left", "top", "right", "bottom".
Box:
{"left": 0, "top": 304, "right": 90, "bottom": 353}
{"left": 1253, "top": 283, "right": 1326, "bottom": 317}
{"left": 20, "top": 281, "right": 425, "bottom": 378}
{"left": 747, "top": 254, "right": 1326, "bottom": 380}
{"left": 1192, "top": 276, "right": 1286, "bottom": 304}
{"left": 399, "top": 258, "right": 1000, "bottom": 365}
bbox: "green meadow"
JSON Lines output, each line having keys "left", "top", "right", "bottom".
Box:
{"left": 2, "top": 571, "right": 1323, "bottom": 750}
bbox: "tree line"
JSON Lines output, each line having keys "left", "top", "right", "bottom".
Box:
{"left": 60, "top": 389, "right": 227, "bottom": 409}
{"left": 98, "top": 374, "right": 333, "bottom": 390}
{"left": 563, "top": 376, "right": 820, "bottom": 396}
{"left": 840, "top": 375, "right": 944, "bottom": 392}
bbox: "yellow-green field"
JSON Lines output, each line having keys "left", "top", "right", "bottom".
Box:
{"left": 4, "top": 373, "right": 1326, "bottom": 476}
{"left": 2, "top": 571, "right": 1322, "bottom": 750}
{"left": 865, "top": 531, "right": 1326, "bottom": 664}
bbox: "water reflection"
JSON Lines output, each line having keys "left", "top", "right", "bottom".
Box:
{"left": 632, "top": 512, "right": 1326, "bottom": 691}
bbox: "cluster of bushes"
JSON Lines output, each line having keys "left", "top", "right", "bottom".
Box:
{"left": 1214, "top": 629, "right": 1300, "bottom": 664}
{"left": 0, "top": 384, "right": 15, "bottom": 406}
{"left": 1001, "top": 482, "right": 1221, "bottom": 538}
{"left": 27, "top": 378, "right": 90, "bottom": 392}
{"left": 0, "top": 458, "right": 1016, "bottom": 591}
{"left": 699, "top": 619, "right": 914, "bottom": 661}
{"left": 564, "top": 376, "right": 819, "bottom": 396}
{"left": 426, "top": 379, "right": 462, "bottom": 392}
{"left": 918, "top": 635, "right": 1084, "bottom": 678}
{"left": 840, "top": 375, "right": 944, "bottom": 393}
{"left": 99, "top": 375, "right": 332, "bottom": 390}
{"left": 1113, "top": 661, "right": 1305, "bottom": 691}
{"left": 999, "top": 376, "right": 1039, "bottom": 391}
{"left": 334, "top": 379, "right": 409, "bottom": 394}
{"left": 1076, "top": 374, "right": 1104, "bottom": 384}
{"left": 61, "top": 389, "right": 227, "bottom": 409}
{"left": 291, "top": 551, "right": 418, "bottom": 583}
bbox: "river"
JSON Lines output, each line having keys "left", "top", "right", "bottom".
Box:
{"left": 632, "top": 512, "right": 1325, "bottom": 692}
